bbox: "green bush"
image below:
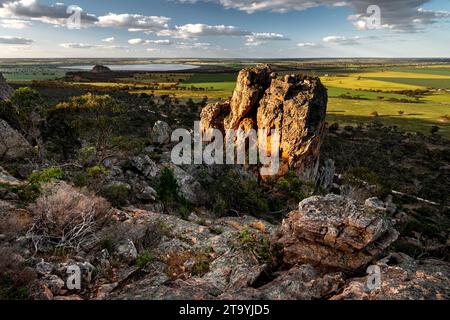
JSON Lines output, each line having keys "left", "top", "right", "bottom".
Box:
{"left": 136, "top": 250, "right": 154, "bottom": 269}
{"left": 76, "top": 146, "right": 97, "bottom": 165}
{"left": 28, "top": 167, "right": 64, "bottom": 186}
{"left": 87, "top": 165, "right": 109, "bottom": 177}
{"left": 231, "top": 226, "right": 275, "bottom": 264}
{"left": 100, "top": 184, "right": 130, "bottom": 208}
{"left": 156, "top": 167, "right": 180, "bottom": 203}
{"left": 73, "top": 172, "right": 89, "bottom": 188}
{"left": 156, "top": 167, "right": 192, "bottom": 218}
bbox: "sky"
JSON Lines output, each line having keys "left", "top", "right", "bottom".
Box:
{"left": 0, "top": 0, "right": 449, "bottom": 58}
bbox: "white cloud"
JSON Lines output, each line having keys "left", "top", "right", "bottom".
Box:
{"left": 0, "top": 35, "right": 33, "bottom": 44}
{"left": 102, "top": 37, "right": 115, "bottom": 43}
{"left": 245, "top": 32, "right": 289, "bottom": 46}
{"left": 128, "top": 38, "right": 172, "bottom": 45}
{"left": 322, "top": 35, "right": 361, "bottom": 45}
{"left": 0, "top": 18, "right": 31, "bottom": 28}
{"left": 60, "top": 42, "right": 129, "bottom": 50}
{"left": 60, "top": 43, "right": 96, "bottom": 49}
{"left": 297, "top": 42, "right": 319, "bottom": 47}
{"left": 97, "top": 13, "right": 170, "bottom": 32}
{"left": 158, "top": 23, "right": 249, "bottom": 39}
{"left": 176, "top": 41, "right": 211, "bottom": 49}
{"left": 0, "top": 0, "right": 97, "bottom": 26}
{"left": 179, "top": 0, "right": 450, "bottom": 32}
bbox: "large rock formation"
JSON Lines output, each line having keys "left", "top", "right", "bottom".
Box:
{"left": 0, "top": 73, "right": 13, "bottom": 100}
{"left": 272, "top": 194, "right": 399, "bottom": 271}
{"left": 200, "top": 65, "right": 328, "bottom": 181}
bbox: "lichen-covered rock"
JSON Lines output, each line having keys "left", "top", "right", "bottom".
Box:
{"left": 131, "top": 155, "right": 160, "bottom": 178}
{"left": 219, "top": 264, "right": 345, "bottom": 300}
{"left": 0, "top": 73, "right": 13, "bottom": 100}
{"left": 152, "top": 120, "right": 171, "bottom": 145}
{"left": 331, "top": 253, "right": 450, "bottom": 300}
{"left": 171, "top": 165, "right": 204, "bottom": 205}
{"left": 0, "top": 119, "right": 32, "bottom": 160}
{"left": 114, "top": 239, "right": 138, "bottom": 264}
{"left": 272, "top": 194, "right": 399, "bottom": 271}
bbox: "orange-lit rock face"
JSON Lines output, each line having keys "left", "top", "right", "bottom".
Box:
{"left": 199, "top": 64, "right": 328, "bottom": 182}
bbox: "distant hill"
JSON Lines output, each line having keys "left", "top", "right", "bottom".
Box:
{"left": 91, "top": 65, "right": 111, "bottom": 73}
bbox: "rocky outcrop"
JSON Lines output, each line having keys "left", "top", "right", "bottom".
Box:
{"left": 0, "top": 119, "right": 32, "bottom": 160}
{"left": 151, "top": 120, "right": 172, "bottom": 145}
{"left": 90, "top": 65, "right": 111, "bottom": 73}
{"left": 272, "top": 194, "right": 399, "bottom": 271}
{"left": 0, "top": 73, "right": 13, "bottom": 100}
{"left": 331, "top": 253, "right": 450, "bottom": 300}
{"left": 0, "top": 166, "right": 20, "bottom": 186}
{"left": 199, "top": 65, "right": 328, "bottom": 181}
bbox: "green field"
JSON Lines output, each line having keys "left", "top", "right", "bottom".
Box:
{"left": 1, "top": 59, "right": 449, "bottom": 138}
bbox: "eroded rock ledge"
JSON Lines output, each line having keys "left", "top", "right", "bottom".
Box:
{"left": 272, "top": 194, "right": 399, "bottom": 271}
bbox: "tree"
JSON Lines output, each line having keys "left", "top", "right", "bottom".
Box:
{"left": 56, "top": 93, "right": 124, "bottom": 157}
{"left": 10, "top": 87, "right": 46, "bottom": 160}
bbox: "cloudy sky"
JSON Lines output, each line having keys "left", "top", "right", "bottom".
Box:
{"left": 0, "top": 0, "right": 449, "bottom": 58}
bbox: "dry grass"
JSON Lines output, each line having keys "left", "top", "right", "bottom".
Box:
{"left": 28, "top": 181, "right": 112, "bottom": 252}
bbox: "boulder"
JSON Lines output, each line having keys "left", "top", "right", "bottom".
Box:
{"left": 152, "top": 120, "right": 171, "bottom": 145}
{"left": 0, "top": 72, "right": 13, "bottom": 100}
{"left": 114, "top": 239, "right": 138, "bottom": 264}
{"left": 131, "top": 155, "right": 160, "bottom": 178}
{"left": 35, "top": 260, "right": 54, "bottom": 276}
{"left": 0, "top": 119, "right": 32, "bottom": 160}
{"left": 199, "top": 65, "right": 327, "bottom": 181}
{"left": 272, "top": 194, "right": 399, "bottom": 271}
{"left": 171, "top": 165, "right": 204, "bottom": 204}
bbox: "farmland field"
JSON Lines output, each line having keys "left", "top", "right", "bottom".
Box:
{"left": 1, "top": 59, "right": 449, "bottom": 137}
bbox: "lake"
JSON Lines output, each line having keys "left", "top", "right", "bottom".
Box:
{"left": 59, "top": 64, "right": 200, "bottom": 71}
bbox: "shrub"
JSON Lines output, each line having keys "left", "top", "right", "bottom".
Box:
{"left": 100, "top": 184, "right": 130, "bottom": 208}
{"left": 28, "top": 182, "right": 112, "bottom": 252}
{"left": 0, "top": 247, "right": 36, "bottom": 300}
{"left": 204, "top": 169, "right": 269, "bottom": 217}
{"left": 0, "top": 209, "right": 33, "bottom": 241}
{"left": 430, "top": 126, "right": 440, "bottom": 135}
{"left": 136, "top": 250, "right": 154, "bottom": 269}
{"left": 76, "top": 146, "right": 97, "bottom": 165}
{"left": 156, "top": 167, "right": 192, "bottom": 218}
{"left": 164, "top": 248, "right": 213, "bottom": 280}
{"left": 329, "top": 122, "right": 339, "bottom": 132}
{"left": 230, "top": 226, "right": 275, "bottom": 264}
{"left": 156, "top": 167, "right": 179, "bottom": 204}
{"left": 73, "top": 171, "right": 88, "bottom": 188}
{"left": 27, "top": 167, "right": 64, "bottom": 186}
{"left": 87, "top": 165, "right": 109, "bottom": 177}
